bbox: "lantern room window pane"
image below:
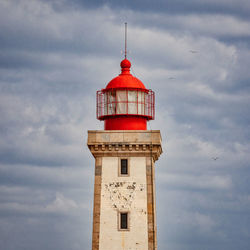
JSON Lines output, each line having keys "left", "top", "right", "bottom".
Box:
{"left": 117, "top": 90, "right": 127, "bottom": 101}
{"left": 104, "top": 104, "right": 107, "bottom": 115}
{"left": 117, "top": 90, "right": 127, "bottom": 114}
{"left": 104, "top": 93, "right": 108, "bottom": 115}
{"left": 128, "top": 103, "right": 137, "bottom": 114}
{"left": 138, "top": 91, "right": 145, "bottom": 115}
{"left": 106, "top": 91, "right": 116, "bottom": 115}
{"left": 128, "top": 90, "right": 137, "bottom": 102}
{"left": 145, "top": 102, "right": 149, "bottom": 116}
{"left": 138, "top": 103, "right": 144, "bottom": 115}
{"left": 138, "top": 91, "right": 145, "bottom": 103}
{"left": 128, "top": 90, "right": 137, "bottom": 114}
{"left": 108, "top": 104, "right": 115, "bottom": 115}
{"left": 117, "top": 103, "right": 126, "bottom": 114}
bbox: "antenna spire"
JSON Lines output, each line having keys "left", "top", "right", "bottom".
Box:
{"left": 125, "top": 22, "right": 127, "bottom": 59}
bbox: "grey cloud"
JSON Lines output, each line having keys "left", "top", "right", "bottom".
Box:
{"left": 0, "top": 164, "right": 93, "bottom": 189}
{"left": 0, "top": 0, "right": 250, "bottom": 250}
{"left": 51, "top": 0, "right": 250, "bottom": 20}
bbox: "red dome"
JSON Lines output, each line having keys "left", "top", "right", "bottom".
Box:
{"left": 105, "top": 59, "right": 146, "bottom": 91}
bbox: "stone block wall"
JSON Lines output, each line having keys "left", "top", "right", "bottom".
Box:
{"left": 88, "top": 130, "right": 162, "bottom": 250}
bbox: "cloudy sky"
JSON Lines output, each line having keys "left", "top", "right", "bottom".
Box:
{"left": 0, "top": 0, "right": 250, "bottom": 249}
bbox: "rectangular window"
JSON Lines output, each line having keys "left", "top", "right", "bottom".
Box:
{"left": 128, "top": 90, "right": 137, "bottom": 114}
{"left": 120, "top": 212, "right": 128, "bottom": 230}
{"left": 116, "top": 90, "right": 127, "bottom": 114}
{"left": 121, "top": 159, "right": 128, "bottom": 175}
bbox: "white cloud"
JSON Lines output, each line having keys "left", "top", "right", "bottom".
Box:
{"left": 45, "top": 192, "right": 78, "bottom": 213}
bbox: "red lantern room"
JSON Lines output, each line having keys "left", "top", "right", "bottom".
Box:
{"left": 96, "top": 58, "right": 155, "bottom": 130}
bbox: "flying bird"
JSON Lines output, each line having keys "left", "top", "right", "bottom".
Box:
{"left": 212, "top": 157, "right": 219, "bottom": 161}
{"left": 189, "top": 50, "right": 198, "bottom": 53}
{"left": 168, "top": 77, "right": 175, "bottom": 80}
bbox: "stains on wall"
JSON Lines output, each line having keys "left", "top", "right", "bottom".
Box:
{"left": 104, "top": 182, "right": 146, "bottom": 210}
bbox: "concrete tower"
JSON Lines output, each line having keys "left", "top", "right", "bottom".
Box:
{"left": 87, "top": 56, "right": 162, "bottom": 250}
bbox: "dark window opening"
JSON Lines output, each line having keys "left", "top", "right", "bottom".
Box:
{"left": 121, "top": 159, "right": 128, "bottom": 175}
{"left": 120, "top": 213, "right": 128, "bottom": 229}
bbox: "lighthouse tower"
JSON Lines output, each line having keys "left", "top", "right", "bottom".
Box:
{"left": 87, "top": 48, "right": 162, "bottom": 249}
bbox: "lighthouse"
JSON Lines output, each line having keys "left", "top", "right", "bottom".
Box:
{"left": 87, "top": 30, "right": 162, "bottom": 250}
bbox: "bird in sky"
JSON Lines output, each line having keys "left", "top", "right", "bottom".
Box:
{"left": 212, "top": 157, "right": 219, "bottom": 161}
{"left": 168, "top": 77, "right": 175, "bottom": 80}
{"left": 190, "top": 50, "right": 198, "bottom": 53}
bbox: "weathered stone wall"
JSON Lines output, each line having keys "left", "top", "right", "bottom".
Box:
{"left": 99, "top": 157, "right": 148, "bottom": 250}
{"left": 146, "top": 157, "right": 157, "bottom": 250}
{"left": 92, "top": 157, "right": 102, "bottom": 250}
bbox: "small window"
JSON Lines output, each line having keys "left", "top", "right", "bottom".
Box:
{"left": 120, "top": 212, "right": 128, "bottom": 230}
{"left": 118, "top": 158, "right": 130, "bottom": 177}
{"left": 121, "top": 159, "right": 128, "bottom": 175}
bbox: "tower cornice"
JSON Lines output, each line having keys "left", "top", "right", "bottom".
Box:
{"left": 87, "top": 130, "right": 162, "bottom": 161}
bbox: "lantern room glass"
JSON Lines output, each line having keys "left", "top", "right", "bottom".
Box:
{"left": 104, "top": 90, "right": 145, "bottom": 116}
{"left": 97, "top": 89, "right": 154, "bottom": 120}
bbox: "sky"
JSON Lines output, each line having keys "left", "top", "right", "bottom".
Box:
{"left": 0, "top": 0, "right": 250, "bottom": 249}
